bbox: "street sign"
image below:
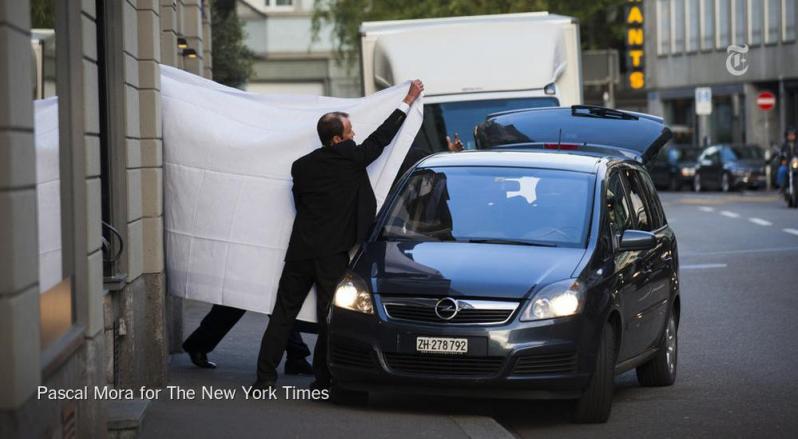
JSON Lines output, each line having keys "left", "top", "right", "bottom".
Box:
{"left": 695, "top": 87, "right": 712, "bottom": 115}
{"left": 757, "top": 91, "right": 776, "bottom": 111}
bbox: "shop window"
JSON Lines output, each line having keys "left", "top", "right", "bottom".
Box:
{"left": 658, "top": 0, "right": 672, "bottom": 55}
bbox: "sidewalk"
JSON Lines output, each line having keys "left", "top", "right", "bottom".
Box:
{"left": 139, "top": 300, "right": 514, "bottom": 439}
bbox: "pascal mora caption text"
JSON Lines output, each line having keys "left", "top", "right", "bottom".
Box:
{"left": 37, "top": 385, "right": 329, "bottom": 401}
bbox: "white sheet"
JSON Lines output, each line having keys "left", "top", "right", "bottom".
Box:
{"left": 161, "top": 66, "right": 423, "bottom": 322}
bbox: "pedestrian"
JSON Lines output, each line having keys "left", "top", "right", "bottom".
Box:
{"left": 253, "top": 79, "right": 425, "bottom": 390}
{"left": 182, "top": 305, "right": 314, "bottom": 375}
{"left": 776, "top": 127, "right": 796, "bottom": 189}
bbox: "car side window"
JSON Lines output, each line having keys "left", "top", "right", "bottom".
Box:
{"left": 606, "top": 172, "right": 632, "bottom": 248}
{"left": 624, "top": 169, "right": 653, "bottom": 232}
{"left": 637, "top": 170, "right": 667, "bottom": 228}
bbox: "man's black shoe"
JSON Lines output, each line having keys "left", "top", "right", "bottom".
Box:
{"left": 252, "top": 380, "right": 276, "bottom": 390}
{"left": 187, "top": 351, "right": 216, "bottom": 369}
{"left": 284, "top": 358, "right": 314, "bottom": 375}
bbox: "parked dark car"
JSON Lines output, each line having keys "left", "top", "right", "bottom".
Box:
{"left": 328, "top": 106, "right": 680, "bottom": 423}
{"left": 646, "top": 143, "right": 700, "bottom": 191}
{"left": 692, "top": 144, "right": 767, "bottom": 192}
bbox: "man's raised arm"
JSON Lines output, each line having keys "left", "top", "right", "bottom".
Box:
{"left": 346, "top": 79, "right": 424, "bottom": 168}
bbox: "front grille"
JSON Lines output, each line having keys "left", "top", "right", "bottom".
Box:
{"left": 512, "top": 351, "right": 577, "bottom": 375}
{"left": 330, "top": 340, "right": 376, "bottom": 370}
{"left": 384, "top": 304, "right": 514, "bottom": 324}
{"left": 383, "top": 352, "right": 504, "bottom": 376}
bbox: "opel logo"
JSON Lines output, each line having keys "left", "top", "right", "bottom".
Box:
{"left": 435, "top": 297, "right": 459, "bottom": 320}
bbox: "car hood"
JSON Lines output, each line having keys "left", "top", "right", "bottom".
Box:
{"left": 352, "top": 241, "right": 587, "bottom": 300}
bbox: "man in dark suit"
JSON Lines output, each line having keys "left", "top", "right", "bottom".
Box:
{"left": 254, "top": 79, "right": 424, "bottom": 389}
{"left": 182, "top": 305, "right": 313, "bottom": 374}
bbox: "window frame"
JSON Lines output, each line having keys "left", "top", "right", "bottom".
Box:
{"left": 264, "top": 0, "right": 294, "bottom": 11}
{"left": 605, "top": 169, "right": 635, "bottom": 250}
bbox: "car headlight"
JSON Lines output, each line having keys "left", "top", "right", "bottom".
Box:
{"left": 680, "top": 167, "right": 695, "bottom": 177}
{"left": 520, "top": 279, "right": 585, "bottom": 321}
{"left": 333, "top": 272, "right": 373, "bottom": 314}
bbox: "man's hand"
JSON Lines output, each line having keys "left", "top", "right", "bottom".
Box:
{"left": 446, "top": 134, "right": 464, "bottom": 152}
{"left": 403, "top": 79, "right": 424, "bottom": 105}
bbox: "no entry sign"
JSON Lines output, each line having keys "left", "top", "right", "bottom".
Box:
{"left": 757, "top": 91, "right": 776, "bottom": 111}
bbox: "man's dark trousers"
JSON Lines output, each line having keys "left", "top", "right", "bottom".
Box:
{"left": 183, "top": 304, "right": 310, "bottom": 361}
{"left": 256, "top": 251, "right": 349, "bottom": 384}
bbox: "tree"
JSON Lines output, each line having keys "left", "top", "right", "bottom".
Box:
{"left": 312, "top": 0, "right": 627, "bottom": 68}
{"left": 211, "top": 0, "right": 254, "bottom": 89}
{"left": 31, "top": 0, "right": 55, "bottom": 28}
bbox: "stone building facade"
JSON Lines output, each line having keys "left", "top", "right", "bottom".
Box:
{"left": 0, "top": 1, "right": 212, "bottom": 437}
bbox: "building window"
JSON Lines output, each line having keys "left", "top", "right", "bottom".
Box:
{"left": 672, "top": 0, "right": 686, "bottom": 52}
{"left": 786, "top": 0, "right": 797, "bottom": 41}
{"left": 749, "top": 0, "right": 764, "bottom": 44}
{"left": 717, "top": 0, "right": 732, "bottom": 47}
{"left": 701, "top": 0, "right": 715, "bottom": 49}
{"left": 733, "top": 0, "right": 747, "bottom": 44}
{"left": 32, "top": 1, "right": 75, "bottom": 351}
{"left": 658, "top": 0, "right": 672, "bottom": 55}
{"left": 264, "top": 0, "right": 293, "bottom": 9}
{"left": 687, "top": 0, "right": 701, "bottom": 50}
{"left": 767, "top": 0, "right": 782, "bottom": 42}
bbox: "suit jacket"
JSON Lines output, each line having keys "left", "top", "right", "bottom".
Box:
{"left": 284, "top": 109, "right": 408, "bottom": 261}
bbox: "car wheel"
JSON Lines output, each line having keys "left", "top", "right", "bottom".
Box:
{"left": 721, "top": 173, "right": 731, "bottom": 193}
{"left": 636, "top": 311, "right": 678, "bottom": 387}
{"left": 330, "top": 384, "right": 369, "bottom": 406}
{"left": 693, "top": 174, "right": 702, "bottom": 192}
{"left": 573, "top": 322, "right": 616, "bottom": 423}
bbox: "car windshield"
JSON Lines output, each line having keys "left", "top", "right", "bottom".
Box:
{"left": 380, "top": 166, "right": 594, "bottom": 248}
{"left": 421, "top": 97, "right": 559, "bottom": 151}
{"left": 722, "top": 146, "right": 764, "bottom": 160}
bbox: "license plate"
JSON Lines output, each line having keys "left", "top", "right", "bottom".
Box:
{"left": 416, "top": 337, "right": 468, "bottom": 354}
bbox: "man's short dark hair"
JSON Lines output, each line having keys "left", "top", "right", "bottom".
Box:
{"left": 317, "top": 112, "right": 349, "bottom": 147}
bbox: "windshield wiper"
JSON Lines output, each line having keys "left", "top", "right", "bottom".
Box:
{"left": 462, "top": 238, "right": 557, "bottom": 247}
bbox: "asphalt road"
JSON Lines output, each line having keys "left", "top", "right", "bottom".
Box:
{"left": 143, "top": 191, "right": 798, "bottom": 439}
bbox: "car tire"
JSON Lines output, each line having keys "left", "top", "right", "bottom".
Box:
{"left": 330, "top": 384, "right": 369, "bottom": 406}
{"left": 693, "top": 174, "right": 702, "bottom": 192}
{"left": 636, "top": 311, "right": 678, "bottom": 387}
{"left": 721, "top": 172, "right": 731, "bottom": 193}
{"left": 573, "top": 322, "right": 616, "bottom": 424}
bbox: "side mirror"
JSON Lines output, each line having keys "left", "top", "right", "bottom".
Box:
{"left": 619, "top": 230, "right": 657, "bottom": 251}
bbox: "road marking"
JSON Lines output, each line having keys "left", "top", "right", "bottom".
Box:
{"left": 450, "top": 416, "right": 516, "bottom": 439}
{"left": 784, "top": 228, "right": 798, "bottom": 237}
{"left": 720, "top": 210, "right": 740, "bottom": 218}
{"left": 749, "top": 218, "right": 772, "bottom": 226}
{"left": 681, "top": 263, "right": 728, "bottom": 270}
{"left": 698, "top": 206, "right": 715, "bottom": 212}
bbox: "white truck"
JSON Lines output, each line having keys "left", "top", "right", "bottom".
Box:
{"left": 360, "top": 12, "right": 582, "bottom": 155}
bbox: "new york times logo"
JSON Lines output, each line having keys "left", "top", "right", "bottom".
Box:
{"left": 726, "top": 44, "right": 749, "bottom": 76}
